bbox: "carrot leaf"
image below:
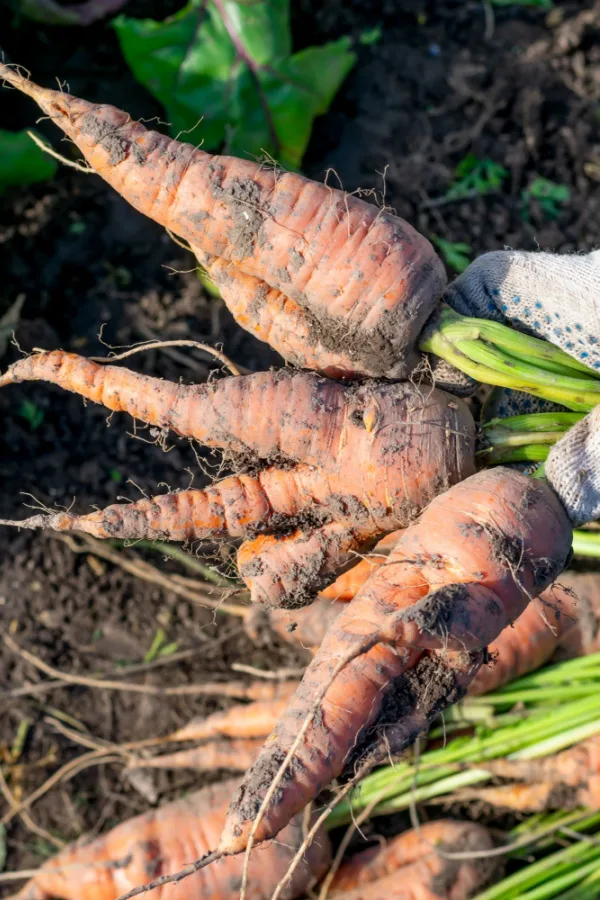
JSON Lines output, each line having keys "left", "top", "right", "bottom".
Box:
{"left": 113, "top": 0, "right": 356, "bottom": 169}
{"left": 0, "top": 129, "right": 57, "bottom": 193}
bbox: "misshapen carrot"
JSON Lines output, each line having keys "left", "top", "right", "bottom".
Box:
{"left": 330, "top": 820, "right": 498, "bottom": 899}
{"left": 0, "top": 354, "right": 475, "bottom": 607}
{"left": 0, "top": 64, "right": 445, "bottom": 380}
{"left": 219, "top": 468, "right": 572, "bottom": 852}
{"left": 13, "top": 779, "right": 331, "bottom": 900}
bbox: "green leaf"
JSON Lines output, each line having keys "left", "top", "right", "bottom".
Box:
{"left": 522, "top": 177, "right": 569, "bottom": 220}
{"left": 143, "top": 627, "right": 166, "bottom": 663}
{"left": 431, "top": 235, "right": 472, "bottom": 274}
{"left": 359, "top": 25, "right": 382, "bottom": 46}
{"left": 0, "top": 130, "right": 57, "bottom": 193}
{"left": 447, "top": 155, "right": 508, "bottom": 199}
{"left": 18, "top": 400, "right": 45, "bottom": 431}
{"left": 113, "top": 1, "right": 356, "bottom": 168}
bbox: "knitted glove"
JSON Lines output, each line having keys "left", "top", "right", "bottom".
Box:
{"left": 445, "top": 249, "right": 600, "bottom": 371}
{"left": 546, "top": 405, "right": 600, "bottom": 527}
{"left": 443, "top": 249, "right": 600, "bottom": 525}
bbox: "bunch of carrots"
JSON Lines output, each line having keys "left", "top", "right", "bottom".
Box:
{"left": 2, "top": 61, "right": 600, "bottom": 899}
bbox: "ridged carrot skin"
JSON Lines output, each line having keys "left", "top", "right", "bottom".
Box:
{"left": 0, "top": 64, "right": 445, "bottom": 380}
{"left": 469, "top": 584, "right": 580, "bottom": 695}
{"left": 220, "top": 468, "right": 572, "bottom": 852}
{"left": 461, "top": 734, "right": 600, "bottom": 813}
{"left": 170, "top": 683, "right": 298, "bottom": 743}
{"left": 330, "top": 819, "right": 498, "bottom": 899}
{"left": 13, "top": 779, "right": 331, "bottom": 900}
{"left": 128, "top": 738, "right": 262, "bottom": 773}
{"left": 0, "top": 354, "right": 475, "bottom": 607}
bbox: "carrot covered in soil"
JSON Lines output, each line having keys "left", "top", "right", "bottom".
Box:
{"left": 0, "top": 354, "right": 475, "bottom": 607}
{"left": 12, "top": 779, "right": 331, "bottom": 900}
{"left": 249, "top": 567, "right": 584, "bottom": 695}
{"left": 0, "top": 63, "right": 445, "bottom": 381}
{"left": 218, "top": 467, "right": 572, "bottom": 853}
{"left": 329, "top": 819, "right": 499, "bottom": 899}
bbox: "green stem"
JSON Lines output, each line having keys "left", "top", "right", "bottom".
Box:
{"left": 420, "top": 307, "right": 600, "bottom": 411}
{"left": 572, "top": 530, "right": 600, "bottom": 558}
{"left": 436, "top": 308, "right": 599, "bottom": 378}
{"left": 113, "top": 538, "right": 238, "bottom": 587}
{"left": 479, "top": 444, "right": 550, "bottom": 465}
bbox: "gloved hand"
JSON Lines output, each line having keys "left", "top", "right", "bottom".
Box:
{"left": 445, "top": 249, "right": 600, "bottom": 371}
{"left": 443, "top": 249, "right": 600, "bottom": 526}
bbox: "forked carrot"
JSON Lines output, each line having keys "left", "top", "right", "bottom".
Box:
{"left": 218, "top": 467, "right": 572, "bottom": 853}
{"left": 0, "top": 63, "right": 445, "bottom": 381}
{"left": 0, "top": 354, "right": 475, "bottom": 607}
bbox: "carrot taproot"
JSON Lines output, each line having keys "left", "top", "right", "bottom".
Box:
{"left": 0, "top": 64, "right": 445, "bottom": 381}
{"left": 468, "top": 583, "right": 580, "bottom": 695}
{"left": 329, "top": 819, "right": 498, "bottom": 899}
{"left": 456, "top": 733, "right": 600, "bottom": 813}
{"left": 169, "top": 682, "right": 299, "bottom": 743}
{"left": 12, "top": 778, "right": 331, "bottom": 900}
{"left": 218, "top": 467, "right": 572, "bottom": 853}
{"left": 128, "top": 738, "right": 262, "bottom": 773}
{"left": 0, "top": 353, "right": 475, "bottom": 607}
{"left": 550, "top": 571, "right": 600, "bottom": 660}
{"left": 319, "top": 531, "right": 404, "bottom": 602}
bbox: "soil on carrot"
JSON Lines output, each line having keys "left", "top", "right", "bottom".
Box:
{"left": 0, "top": 0, "right": 599, "bottom": 886}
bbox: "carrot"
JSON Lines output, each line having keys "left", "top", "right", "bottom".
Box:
{"left": 551, "top": 571, "right": 600, "bottom": 660}
{"left": 128, "top": 738, "right": 262, "bottom": 773}
{"left": 468, "top": 582, "right": 580, "bottom": 695}
{"left": 319, "top": 531, "right": 404, "bottom": 602}
{"left": 13, "top": 778, "right": 331, "bottom": 900}
{"left": 246, "top": 594, "right": 344, "bottom": 652}
{"left": 456, "top": 733, "right": 600, "bottom": 814}
{"left": 219, "top": 467, "right": 572, "bottom": 853}
{"left": 329, "top": 819, "right": 498, "bottom": 898}
{"left": 170, "top": 682, "right": 299, "bottom": 743}
{"left": 0, "top": 354, "right": 475, "bottom": 607}
{"left": 0, "top": 64, "right": 445, "bottom": 381}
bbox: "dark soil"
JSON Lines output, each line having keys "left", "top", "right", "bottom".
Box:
{"left": 0, "top": 0, "right": 599, "bottom": 889}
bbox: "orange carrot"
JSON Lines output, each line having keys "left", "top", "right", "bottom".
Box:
{"left": 13, "top": 779, "right": 331, "bottom": 900}
{"left": 456, "top": 733, "right": 600, "bottom": 813}
{"left": 319, "top": 531, "right": 404, "bottom": 602}
{"left": 128, "top": 738, "right": 262, "bottom": 773}
{"left": 468, "top": 582, "right": 580, "bottom": 695}
{"left": 0, "top": 354, "right": 475, "bottom": 607}
{"left": 256, "top": 567, "right": 584, "bottom": 695}
{"left": 0, "top": 64, "right": 445, "bottom": 381}
{"left": 219, "top": 468, "right": 572, "bottom": 853}
{"left": 551, "top": 571, "right": 600, "bottom": 660}
{"left": 330, "top": 820, "right": 498, "bottom": 898}
{"left": 170, "top": 682, "right": 299, "bottom": 743}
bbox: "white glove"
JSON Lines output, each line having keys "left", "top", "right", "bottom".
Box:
{"left": 445, "top": 249, "right": 600, "bottom": 371}
{"left": 444, "top": 249, "right": 600, "bottom": 525}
